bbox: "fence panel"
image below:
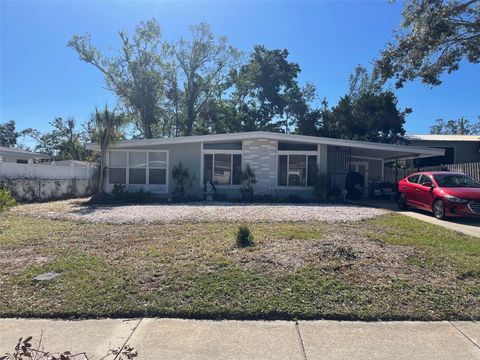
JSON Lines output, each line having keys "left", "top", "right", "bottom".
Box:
{"left": 0, "top": 162, "right": 97, "bottom": 201}
{"left": 0, "top": 162, "right": 93, "bottom": 180}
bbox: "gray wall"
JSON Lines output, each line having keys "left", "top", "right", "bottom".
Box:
{"left": 408, "top": 140, "right": 480, "bottom": 164}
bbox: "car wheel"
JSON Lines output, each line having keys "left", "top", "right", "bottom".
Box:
{"left": 433, "top": 199, "right": 446, "bottom": 220}
{"left": 398, "top": 193, "right": 408, "bottom": 210}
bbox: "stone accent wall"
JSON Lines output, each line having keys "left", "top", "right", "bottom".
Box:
{"left": 242, "top": 138, "right": 277, "bottom": 195}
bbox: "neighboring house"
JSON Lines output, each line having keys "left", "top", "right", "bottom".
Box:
{"left": 51, "top": 160, "right": 95, "bottom": 167}
{"left": 0, "top": 146, "right": 50, "bottom": 164}
{"left": 86, "top": 131, "right": 443, "bottom": 199}
{"left": 406, "top": 134, "right": 480, "bottom": 167}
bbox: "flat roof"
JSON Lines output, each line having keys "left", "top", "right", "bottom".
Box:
{"left": 406, "top": 134, "right": 480, "bottom": 141}
{"left": 0, "top": 146, "right": 51, "bottom": 159}
{"left": 86, "top": 131, "right": 445, "bottom": 161}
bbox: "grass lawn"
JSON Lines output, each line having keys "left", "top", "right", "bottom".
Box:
{"left": 0, "top": 212, "right": 479, "bottom": 320}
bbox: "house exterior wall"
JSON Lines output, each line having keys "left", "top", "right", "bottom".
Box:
{"left": 106, "top": 138, "right": 330, "bottom": 199}
{"left": 105, "top": 137, "right": 391, "bottom": 200}
{"left": 106, "top": 142, "right": 203, "bottom": 198}
{"left": 408, "top": 140, "right": 480, "bottom": 164}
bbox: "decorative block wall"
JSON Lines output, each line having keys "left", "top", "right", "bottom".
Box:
{"left": 242, "top": 138, "right": 277, "bottom": 195}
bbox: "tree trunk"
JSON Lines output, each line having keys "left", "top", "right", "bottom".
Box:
{"left": 98, "top": 147, "right": 106, "bottom": 194}
{"left": 186, "top": 102, "right": 195, "bottom": 136}
{"left": 144, "top": 121, "right": 153, "bottom": 139}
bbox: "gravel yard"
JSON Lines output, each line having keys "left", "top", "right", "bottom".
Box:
{"left": 12, "top": 198, "right": 389, "bottom": 224}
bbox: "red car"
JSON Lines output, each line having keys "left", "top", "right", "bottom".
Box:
{"left": 398, "top": 171, "right": 480, "bottom": 220}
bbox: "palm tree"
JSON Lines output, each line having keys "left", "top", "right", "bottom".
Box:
{"left": 93, "top": 106, "right": 125, "bottom": 193}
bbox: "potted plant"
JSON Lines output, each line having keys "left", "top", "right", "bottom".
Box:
{"left": 240, "top": 165, "right": 256, "bottom": 201}
{"left": 172, "top": 162, "right": 194, "bottom": 200}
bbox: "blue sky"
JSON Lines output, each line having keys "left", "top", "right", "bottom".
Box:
{"left": 1, "top": 0, "right": 479, "bottom": 139}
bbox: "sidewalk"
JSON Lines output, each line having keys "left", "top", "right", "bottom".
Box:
{"left": 1, "top": 319, "right": 479, "bottom": 359}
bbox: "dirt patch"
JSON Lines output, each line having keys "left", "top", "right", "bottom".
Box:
{"left": 229, "top": 233, "right": 456, "bottom": 286}
{"left": 0, "top": 247, "right": 53, "bottom": 274}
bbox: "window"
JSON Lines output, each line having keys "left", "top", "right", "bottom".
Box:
{"left": 129, "top": 152, "right": 146, "bottom": 184}
{"left": 16, "top": 159, "right": 28, "bottom": 164}
{"left": 203, "top": 153, "right": 242, "bottom": 186}
{"left": 203, "top": 141, "right": 242, "bottom": 150}
{"left": 278, "top": 142, "right": 317, "bottom": 151}
{"left": 109, "top": 150, "right": 168, "bottom": 186}
{"left": 109, "top": 151, "right": 127, "bottom": 184}
{"left": 149, "top": 152, "right": 167, "bottom": 185}
{"left": 278, "top": 154, "right": 317, "bottom": 187}
{"left": 407, "top": 174, "right": 421, "bottom": 184}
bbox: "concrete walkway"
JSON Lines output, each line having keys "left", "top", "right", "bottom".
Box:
{"left": 1, "top": 319, "right": 479, "bottom": 359}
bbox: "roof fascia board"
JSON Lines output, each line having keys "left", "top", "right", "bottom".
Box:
{"left": 86, "top": 131, "right": 445, "bottom": 157}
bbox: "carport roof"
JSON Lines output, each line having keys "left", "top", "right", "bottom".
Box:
{"left": 86, "top": 131, "right": 444, "bottom": 161}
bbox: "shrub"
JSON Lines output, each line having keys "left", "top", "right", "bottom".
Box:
{"left": 312, "top": 173, "right": 329, "bottom": 201}
{"left": 172, "top": 162, "right": 195, "bottom": 194}
{"left": 236, "top": 225, "right": 254, "bottom": 248}
{"left": 112, "top": 183, "right": 126, "bottom": 197}
{"left": 0, "top": 188, "right": 16, "bottom": 212}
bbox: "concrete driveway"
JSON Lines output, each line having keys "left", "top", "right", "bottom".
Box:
{"left": 1, "top": 319, "right": 479, "bottom": 360}
{"left": 361, "top": 199, "right": 480, "bottom": 238}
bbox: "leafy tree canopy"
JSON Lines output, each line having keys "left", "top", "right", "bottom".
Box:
{"left": 23, "top": 117, "right": 91, "bottom": 160}
{"left": 69, "top": 20, "right": 166, "bottom": 139}
{"left": 0, "top": 120, "right": 20, "bottom": 147}
{"left": 376, "top": 0, "right": 480, "bottom": 88}
{"left": 430, "top": 117, "right": 480, "bottom": 134}
{"left": 230, "top": 45, "right": 302, "bottom": 131}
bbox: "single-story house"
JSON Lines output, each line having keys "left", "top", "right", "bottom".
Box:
{"left": 51, "top": 160, "right": 95, "bottom": 168}
{"left": 87, "top": 131, "right": 444, "bottom": 199}
{"left": 0, "top": 146, "right": 51, "bottom": 164}
{"left": 406, "top": 134, "right": 480, "bottom": 166}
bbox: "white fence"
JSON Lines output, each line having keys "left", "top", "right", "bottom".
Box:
{"left": 0, "top": 162, "right": 94, "bottom": 179}
{"left": 384, "top": 161, "right": 480, "bottom": 183}
{"left": 0, "top": 162, "right": 97, "bottom": 201}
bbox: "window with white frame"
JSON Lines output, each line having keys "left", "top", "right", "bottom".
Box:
{"left": 278, "top": 154, "right": 318, "bottom": 187}
{"left": 109, "top": 151, "right": 127, "bottom": 184}
{"left": 109, "top": 150, "right": 167, "bottom": 185}
{"left": 129, "top": 151, "right": 147, "bottom": 184}
{"left": 203, "top": 153, "right": 242, "bottom": 186}
{"left": 149, "top": 152, "right": 167, "bottom": 184}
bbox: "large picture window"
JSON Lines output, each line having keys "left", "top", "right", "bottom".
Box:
{"left": 109, "top": 150, "right": 168, "bottom": 186}
{"left": 278, "top": 154, "right": 317, "bottom": 187}
{"left": 204, "top": 153, "right": 242, "bottom": 186}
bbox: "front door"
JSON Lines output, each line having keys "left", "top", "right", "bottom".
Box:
{"left": 351, "top": 162, "right": 369, "bottom": 195}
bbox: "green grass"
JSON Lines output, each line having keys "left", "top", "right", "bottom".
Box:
{"left": 367, "top": 215, "right": 480, "bottom": 275}
{"left": 0, "top": 212, "right": 478, "bottom": 320}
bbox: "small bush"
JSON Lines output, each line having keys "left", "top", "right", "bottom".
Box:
{"left": 112, "top": 183, "right": 126, "bottom": 197}
{"left": 236, "top": 225, "right": 254, "bottom": 248}
{"left": 0, "top": 188, "right": 16, "bottom": 212}
{"left": 333, "top": 246, "right": 357, "bottom": 260}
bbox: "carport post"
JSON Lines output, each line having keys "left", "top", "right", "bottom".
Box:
{"left": 395, "top": 158, "right": 398, "bottom": 183}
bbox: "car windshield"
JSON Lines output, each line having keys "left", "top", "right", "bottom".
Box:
{"left": 433, "top": 174, "right": 480, "bottom": 188}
